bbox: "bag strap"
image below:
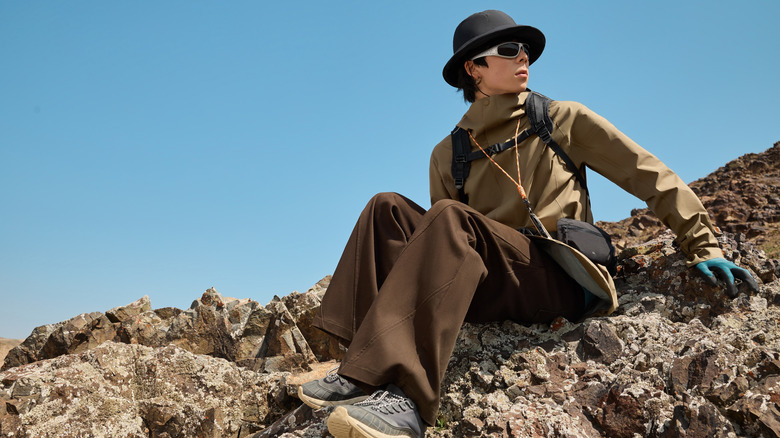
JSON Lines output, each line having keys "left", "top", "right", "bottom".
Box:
{"left": 451, "top": 127, "right": 534, "bottom": 204}
{"left": 451, "top": 126, "right": 472, "bottom": 204}
{"left": 525, "top": 91, "right": 589, "bottom": 193}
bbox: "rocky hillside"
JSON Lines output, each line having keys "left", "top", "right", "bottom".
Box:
{"left": 1, "top": 143, "right": 779, "bottom": 437}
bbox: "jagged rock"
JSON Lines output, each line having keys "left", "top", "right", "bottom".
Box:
{"left": 68, "top": 314, "right": 118, "bottom": 354}
{"left": 248, "top": 404, "right": 331, "bottom": 438}
{"left": 2, "top": 311, "right": 103, "bottom": 370}
{"left": 105, "top": 295, "right": 151, "bottom": 323}
{"left": 669, "top": 349, "right": 720, "bottom": 397}
{"left": 0, "top": 341, "right": 294, "bottom": 438}
{"left": 241, "top": 297, "right": 318, "bottom": 373}
{"left": 0, "top": 339, "right": 21, "bottom": 366}
{"left": 581, "top": 320, "right": 623, "bottom": 365}
{"left": 2, "top": 285, "right": 341, "bottom": 374}
{"left": 724, "top": 374, "right": 780, "bottom": 437}
{"left": 662, "top": 400, "right": 735, "bottom": 438}
{"left": 281, "top": 276, "right": 345, "bottom": 362}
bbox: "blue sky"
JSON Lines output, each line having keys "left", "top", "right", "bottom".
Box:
{"left": 1, "top": 1, "right": 778, "bottom": 339}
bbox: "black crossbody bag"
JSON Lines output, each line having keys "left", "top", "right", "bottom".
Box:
{"left": 556, "top": 218, "right": 617, "bottom": 276}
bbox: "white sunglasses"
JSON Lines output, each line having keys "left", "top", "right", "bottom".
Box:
{"left": 470, "top": 42, "right": 529, "bottom": 61}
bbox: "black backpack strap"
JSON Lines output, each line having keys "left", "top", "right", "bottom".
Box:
{"left": 451, "top": 127, "right": 472, "bottom": 204}
{"left": 450, "top": 127, "right": 534, "bottom": 204}
{"left": 526, "top": 91, "right": 589, "bottom": 193}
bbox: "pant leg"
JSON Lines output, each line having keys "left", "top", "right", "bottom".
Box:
{"left": 312, "top": 192, "right": 426, "bottom": 344}
{"left": 336, "top": 199, "right": 583, "bottom": 426}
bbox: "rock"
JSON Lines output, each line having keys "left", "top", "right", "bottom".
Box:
{"left": 0, "top": 338, "right": 22, "bottom": 366}
{"left": 68, "top": 314, "right": 119, "bottom": 354}
{"left": 669, "top": 349, "right": 720, "bottom": 396}
{"left": 105, "top": 295, "right": 151, "bottom": 323}
{"left": 726, "top": 375, "right": 780, "bottom": 437}
{"left": 594, "top": 383, "right": 651, "bottom": 438}
{"left": 581, "top": 320, "right": 623, "bottom": 364}
{"left": 252, "top": 297, "right": 318, "bottom": 373}
{"left": 0, "top": 341, "right": 294, "bottom": 438}
{"left": 3, "top": 285, "right": 342, "bottom": 374}
{"left": 662, "top": 400, "right": 735, "bottom": 438}
{"left": 2, "top": 312, "right": 102, "bottom": 370}
{"left": 247, "top": 404, "right": 331, "bottom": 438}
{"left": 282, "top": 276, "right": 345, "bottom": 362}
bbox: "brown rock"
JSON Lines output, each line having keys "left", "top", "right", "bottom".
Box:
{"left": 669, "top": 349, "right": 720, "bottom": 396}
{"left": 595, "top": 384, "right": 649, "bottom": 438}
{"left": 662, "top": 401, "right": 735, "bottom": 438}
{"left": 581, "top": 320, "right": 623, "bottom": 365}
{"left": 105, "top": 295, "right": 152, "bottom": 323}
{"left": 0, "top": 338, "right": 22, "bottom": 367}
{"left": 3, "top": 312, "right": 100, "bottom": 370}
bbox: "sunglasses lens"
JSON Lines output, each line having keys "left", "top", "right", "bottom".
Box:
{"left": 496, "top": 43, "right": 526, "bottom": 58}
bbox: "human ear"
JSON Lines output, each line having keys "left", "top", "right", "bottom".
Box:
{"left": 464, "top": 60, "right": 479, "bottom": 80}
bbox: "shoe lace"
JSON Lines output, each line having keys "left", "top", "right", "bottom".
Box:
{"left": 356, "top": 390, "right": 414, "bottom": 415}
{"left": 323, "top": 367, "right": 347, "bottom": 385}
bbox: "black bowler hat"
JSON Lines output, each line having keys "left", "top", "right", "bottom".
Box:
{"left": 442, "top": 10, "right": 546, "bottom": 87}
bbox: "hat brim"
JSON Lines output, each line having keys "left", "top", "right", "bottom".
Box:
{"left": 443, "top": 25, "right": 545, "bottom": 88}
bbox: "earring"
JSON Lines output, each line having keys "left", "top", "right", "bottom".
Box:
{"left": 475, "top": 77, "right": 482, "bottom": 85}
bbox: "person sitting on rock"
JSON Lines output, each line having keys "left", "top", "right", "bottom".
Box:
{"left": 297, "top": 9, "right": 759, "bottom": 438}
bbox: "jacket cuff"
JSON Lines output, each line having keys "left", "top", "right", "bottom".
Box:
{"left": 686, "top": 247, "right": 724, "bottom": 268}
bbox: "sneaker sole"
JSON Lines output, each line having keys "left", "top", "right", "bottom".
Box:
{"left": 298, "top": 386, "right": 369, "bottom": 410}
{"left": 327, "top": 406, "right": 414, "bottom": 438}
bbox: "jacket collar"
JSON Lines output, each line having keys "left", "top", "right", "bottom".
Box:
{"left": 457, "top": 91, "right": 530, "bottom": 136}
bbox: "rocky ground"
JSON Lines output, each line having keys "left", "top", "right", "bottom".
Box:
{"left": 1, "top": 142, "right": 779, "bottom": 437}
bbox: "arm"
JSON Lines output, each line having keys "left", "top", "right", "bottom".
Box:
{"left": 561, "top": 102, "right": 758, "bottom": 294}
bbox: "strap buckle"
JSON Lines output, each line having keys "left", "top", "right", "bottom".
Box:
{"left": 486, "top": 144, "right": 501, "bottom": 156}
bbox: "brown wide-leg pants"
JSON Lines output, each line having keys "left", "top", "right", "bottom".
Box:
{"left": 312, "top": 192, "right": 583, "bottom": 426}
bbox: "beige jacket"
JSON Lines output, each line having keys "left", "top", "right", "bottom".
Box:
{"left": 429, "top": 91, "right": 723, "bottom": 268}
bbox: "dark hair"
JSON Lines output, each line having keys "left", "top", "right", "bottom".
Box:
{"left": 456, "top": 57, "right": 488, "bottom": 103}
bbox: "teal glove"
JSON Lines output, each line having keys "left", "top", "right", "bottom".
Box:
{"left": 695, "top": 257, "right": 759, "bottom": 297}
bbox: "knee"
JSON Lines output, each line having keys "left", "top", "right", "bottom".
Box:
{"left": 425, "top": 199, "right": 477, "bottom": 230}
{"left": 363, "top": 192, "right": 425, "bottom": 222}
{"left": 428, "top": 199, "right": 470, "bottom": 218}
{"left": 368, "top": 192, "right": 407, "bottom": 208}
{"left": 365, "top": 193, "right": 407, "bottom": 217}
{"left": 422, "top": 199, "right": 484, "bottom": 242}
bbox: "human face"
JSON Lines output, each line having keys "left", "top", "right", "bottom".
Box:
{"left": 465, "top": 44, "right": 530, "bottom": 99}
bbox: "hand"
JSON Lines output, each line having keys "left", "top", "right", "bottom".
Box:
{"left": 695, "top": 257, "right": 759, "bottom": 297}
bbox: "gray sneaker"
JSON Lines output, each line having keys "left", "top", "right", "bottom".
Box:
{"left": 298, "top": 368, "right": 369, "bottom": 409}
{"left": 327, "top": 385, "right": 427, "bottom": 438}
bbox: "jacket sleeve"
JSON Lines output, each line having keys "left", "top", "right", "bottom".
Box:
{"left": 563, "top": 103, "right": 723, "bottom": 266}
